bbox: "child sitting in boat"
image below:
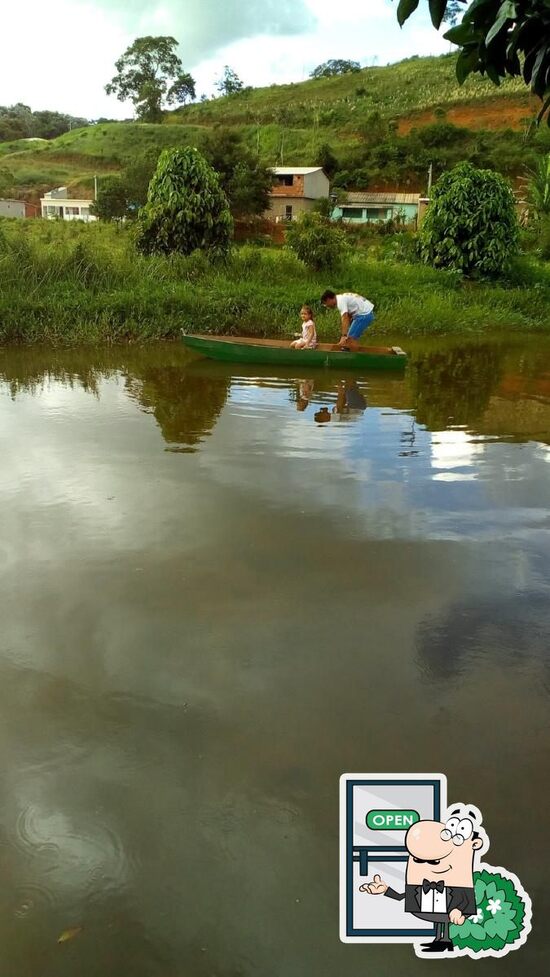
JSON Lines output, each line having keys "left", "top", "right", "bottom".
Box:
{"left": 291, "top": 306, "right": 317, "bottom": 349}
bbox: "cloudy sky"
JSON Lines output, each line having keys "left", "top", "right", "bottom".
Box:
{"left": 1, "top": 0, "right": 449, "bottom": 118}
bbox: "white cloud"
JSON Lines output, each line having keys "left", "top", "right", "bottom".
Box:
{"left": 0, "top": 0, "right": 449, "bottom": 118}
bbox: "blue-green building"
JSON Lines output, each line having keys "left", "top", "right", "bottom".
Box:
{"left": 332, "top": 191, "right": 421, "bottom": 226}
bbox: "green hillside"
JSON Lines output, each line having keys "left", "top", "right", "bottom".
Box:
{"left": 0, "top": 53, "right": 542, "bottom": 201}
{"left": 175, "top": 52, "right": 529, "bottom": 128}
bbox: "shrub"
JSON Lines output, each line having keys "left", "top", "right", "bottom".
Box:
{"left": 286, "top": 212, "right": 348, "bottom": 271}
{"left": 449, "top": 868, "right": 529, "bottom": 956}
{"left": 136, "top": 147, "right": 233, "bottom": 257}
{"left": 419, "top": 162, "right": 519, "bottom": 277}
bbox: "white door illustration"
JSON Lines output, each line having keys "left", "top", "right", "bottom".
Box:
{"left": 340, "top": 773, "right": 447, "bottom": 943}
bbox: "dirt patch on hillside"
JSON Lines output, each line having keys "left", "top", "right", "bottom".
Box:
{"left": 398, "top": 96, "right": 537, "bottom": 134}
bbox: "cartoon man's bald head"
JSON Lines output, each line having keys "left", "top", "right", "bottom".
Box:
{"left": 405, "top": 809, "right": 485, "bottom": 889}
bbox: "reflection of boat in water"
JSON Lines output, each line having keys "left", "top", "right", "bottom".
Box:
{"left": 181, "top": 333, "right": 407, "bottom": 371}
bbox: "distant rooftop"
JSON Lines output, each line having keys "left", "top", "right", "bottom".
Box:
{"left": 271, "top": 167, "right": 325, "bottom": 175}
{"left": 344, "top": 191, "right": 421, "bottom": 205}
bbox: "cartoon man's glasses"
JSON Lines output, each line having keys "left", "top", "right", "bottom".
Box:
{"left": 440, "top": 816, "right": 474, "bottom": 846}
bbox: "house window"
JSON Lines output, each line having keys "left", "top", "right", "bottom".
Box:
{"left": 285, "top": 205, "right": 293, "bottom": 220}
{"left": 277, "top": 175, "right": 293, "bottom": 186}
{"left": 365, "top": 208, "right": 389, "bottom": 221}
{"left": 342, "top": 207, "right": 364, "bottom": 219}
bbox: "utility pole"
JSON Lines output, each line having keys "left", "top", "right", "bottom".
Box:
{"left": 94, "top": 174, "right": 98, "bottom": 200}
{"left": 427, "top": 162, "right": 433, "bottom": 196}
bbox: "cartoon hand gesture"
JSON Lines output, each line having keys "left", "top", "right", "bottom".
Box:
{"left": 359, "top": 874, "right": 388, "bottom": 895}
{"left": 449, "top": 908, "right": 465, "bottom": 926}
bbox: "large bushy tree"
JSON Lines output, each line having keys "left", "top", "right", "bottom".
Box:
{"left": 310, "top": 59, "right": 361, "bottom": 78}
{"left": 136, "top": 147, "right": 233, "bottom": 256}
{"left": 419, "top": 161, "right": 519, "bottom": 275}
{"left": 395, "top": 1, "right": 550, "bottom": 123}
{"left": 201, "top": 129, "right": 271, "bottom": 217}
{"left": 91, "top": 152, "right": 160, "bottom": 221}
{"left": 105, "top": 36, "right": 196, "bottom": 122}
{"left": 90, "top": 177, "right": 129, "bottom": 221}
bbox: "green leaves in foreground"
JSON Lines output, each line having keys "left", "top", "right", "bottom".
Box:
{"left": 419, "top": 161, "right": 519, "bottom": 277}
{"left": 395, "top": 1, "right": 550, "bottom": 124}
{"left": 136, "top": 147, "right": 233, "bottom": 258}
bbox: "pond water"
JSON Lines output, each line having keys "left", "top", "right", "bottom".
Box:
{"left": 0, "top": 339, "right": 549, "bottom": 976}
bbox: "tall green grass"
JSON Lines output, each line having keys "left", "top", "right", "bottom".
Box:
{"left": 1, "top": 219, "right": 549, "bottom": 345}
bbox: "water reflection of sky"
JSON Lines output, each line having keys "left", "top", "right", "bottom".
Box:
{"left": 208, "top": 378, "right": 550, "bottom": 543}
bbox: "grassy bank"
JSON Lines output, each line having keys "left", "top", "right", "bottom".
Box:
{"left": 1, "top": 219, "right": 550, "bottom": 346}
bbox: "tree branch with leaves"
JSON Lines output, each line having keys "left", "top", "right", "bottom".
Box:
{"left": 395, "top": 1, "right": 550, "bottom": 123}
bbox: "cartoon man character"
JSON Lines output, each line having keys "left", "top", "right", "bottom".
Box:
{"left": 360, "top": 806, "right": 485, "bottom": 954}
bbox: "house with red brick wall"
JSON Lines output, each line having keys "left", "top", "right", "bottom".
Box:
{"left": 265, "top": 167, "right": 330, "bottom": 222}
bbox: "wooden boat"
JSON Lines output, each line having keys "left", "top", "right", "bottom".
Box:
{"left": 181, "top": 333, "right": 407, "bottom": 371}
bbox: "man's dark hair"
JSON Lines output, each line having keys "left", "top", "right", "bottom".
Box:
{"left": 321, "top": 289, "right": 336, "bottom": 303}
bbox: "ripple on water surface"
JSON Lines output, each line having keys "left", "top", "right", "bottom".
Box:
{"left": 13, "top": 803, "right": 135, "bottom": 903}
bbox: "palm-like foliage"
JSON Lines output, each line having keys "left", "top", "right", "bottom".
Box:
{"left": 525, "top": 154, "right": 550, "bottom": 218}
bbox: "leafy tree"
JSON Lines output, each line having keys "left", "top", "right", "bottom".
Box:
{"left": 310, "top": 59, "right": 361, "bottom": 78}
{"left": 105, "top": 36, "right": 196, "bottom": 122}
{"left": 216, "top": 66, "right": 244, "bottom": 96}
{"left": 201, "top": 128, "right": 272, "bottom": 217}
{"left": 419, "top": 161, "right": 519, "bottom": 275}
{"left": 31, "top": 110, "right": 88, "bottom": 138}
{"left": 90, "top": 177, "right": 129, "bottom": 221}
{"left": 442, "top": 0, "right": 465, "bottom": 25}
{"left": 124, "top": 152, "right": 160, "bottom": 209}
{"left": 357, "top": 110, "right": 391, "bottom": 147}
{"left": 0, "top": 165, "right": 14, "bottom": 196}
{"left": 136, "top": 147, "right": 233, "bottom": 256}
{"left": 286, "top": 212, "right": 348, "bottom": 271}
{"left": 395, "top": 1, "right": 550, "bottom": 123}
{"left": 316, "top": 142, "right": 339, "bottom": 179}
{"left": 525, "top": 153, "right": 550, "bottom": 218}
{"left": 313, "top": 188, "right": 349, "bottom": 217}
{"left": 0, "top": 104, "right": 89, "bottom": 142}
{"left": 91, "top": 153, "right": 160, "bottom": 221}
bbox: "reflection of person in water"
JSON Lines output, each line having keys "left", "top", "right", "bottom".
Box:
{"left": 314, "top": 407, "right": 331, "bottom": 424}
{"left": 332, "top": 380, "right": 367, "bottom": 418}
{"left": 296, "top": 379, "right": 314, "bottom": 411}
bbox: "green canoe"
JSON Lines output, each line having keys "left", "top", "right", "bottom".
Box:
{"left": 181, "top": 333, "right": 407, "bottom": 370}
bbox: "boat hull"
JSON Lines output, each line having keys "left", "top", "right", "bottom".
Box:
{"left": 181, "top": 334, "right": 407, "bottom": 371}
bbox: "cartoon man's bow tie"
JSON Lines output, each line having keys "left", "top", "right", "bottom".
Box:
{"left": 423, "top": 879, "right": 445, "bottom": 894}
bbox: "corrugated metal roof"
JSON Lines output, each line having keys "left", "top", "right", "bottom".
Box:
{"left": 344, "top": 192, "right": 420, "bottom": 205}
{"left": 271, "top": 167, "right": 325, "bottom": 175}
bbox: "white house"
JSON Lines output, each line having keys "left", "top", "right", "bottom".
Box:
{"left": 266, "top": 167, "right": 330, "bottom": 222}
{"left": 40, "top": 187, "right": 97, "bottom": 222}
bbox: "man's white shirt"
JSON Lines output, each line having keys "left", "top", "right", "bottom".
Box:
{"left": 420, "top": 885, "right": 447, "bottom": 913}
{"left": 336, "top": 293, "right": 374, "bottom": 319}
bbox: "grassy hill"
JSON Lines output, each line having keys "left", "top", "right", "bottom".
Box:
{"left": 0, "top": 53, "right": 544, "bottom": 202}
{"left": 176, "top": 52, "right": 531, "bottom": 129}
